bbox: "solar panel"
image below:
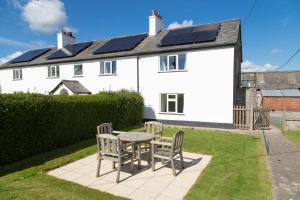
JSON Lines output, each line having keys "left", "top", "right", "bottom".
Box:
{"left": 47, "top": 41, "right": 93, "bottom": 60}
{"left": 93, "top": 33, "right": 147, "bottom": 54}
{"left": 10, "top": 48, "right": 50, "bottom": 63}
{"left": 159, "top": 24, "right": 220, "bottom": 47}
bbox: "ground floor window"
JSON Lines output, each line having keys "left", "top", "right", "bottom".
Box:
{"left": 13, "top": 69, "right": 22, "bottom": 80}
{"left": 160, "top": 93, "right": 184, "bottom": 113}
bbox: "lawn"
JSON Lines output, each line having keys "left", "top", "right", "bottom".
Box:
{"left": 0, "top": 127, "right": 271, "bottom": 200}
{"left": 276, "top": 125, "right": 300, "bottom": 150}
{"left": 283, "top": 130, "right": 300, "bottom": 150}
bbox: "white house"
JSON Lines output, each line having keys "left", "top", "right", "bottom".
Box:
{"left": 0, "top": 11, "right": 242, "bottom": 128}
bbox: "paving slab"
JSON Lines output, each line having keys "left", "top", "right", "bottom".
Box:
{"left": 262, "top": 127, "right": 300, "bottom": 200}
{"left": 47, "top": 152, "right": 211, "bottom": 200}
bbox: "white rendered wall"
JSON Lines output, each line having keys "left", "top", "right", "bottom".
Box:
{"left": 0, "top": 57, "right": 137, "bottom": 94}
{"left": 139, "top": 47, "right": 235, "bottom": 124}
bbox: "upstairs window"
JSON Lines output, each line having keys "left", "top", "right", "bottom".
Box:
{"left": 160, "top": 93, "right": 184, "bottom": 114}
{"left": 74, "top": 64, "right": 83, "bottom": 76}
{"left": 159, "top": 54, "right": 186, "bottom": 72}
{"left": 13, "top": 69, "right": 22, "bottom": 80}
{"left": 100, "top": 61, "right": 117, "bottom": 75}
{"left": 48, "top": 66, "right": 60, "bottom": 78}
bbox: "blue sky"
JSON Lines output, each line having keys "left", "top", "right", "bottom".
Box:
{"left": 0, "top": 0, "right": 299, "bottom": 71}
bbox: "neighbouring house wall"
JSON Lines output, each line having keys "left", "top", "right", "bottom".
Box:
{"left": 0, "top": 57, "right": 137, "bottom": 94}
{"left": 262, "top": 97, "right": 300, "bottom": 111}
{"left": 139, "top": 47, "right": 235, "bottom": 124}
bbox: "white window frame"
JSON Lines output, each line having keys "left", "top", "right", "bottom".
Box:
{"left": 74, "top": 64, "right": 83, "bottom": 76}
{"left": 159, "top": 54, "right": 186, "bottom": 72}
{"left": 100, "top": 60, "right": 117, "bottom": 75}
{"left": 48, "top": 66, "right": 59, "bottom": 78}
{"left": 13, "top": 69, "right": 22, "bottom": 80}
{"left": 160, "top": 93, "right": 184, "bottom": 114}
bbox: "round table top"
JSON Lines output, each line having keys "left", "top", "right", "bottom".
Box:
{"left": 118, "top": 131, "right": 155, "bottom": 142}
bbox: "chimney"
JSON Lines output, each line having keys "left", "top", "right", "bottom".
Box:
{"left": 149, "top": 10, "right": 164, "bottom": 36}
{"left": 57, "top": 30, "right": 75, "bottom": 49}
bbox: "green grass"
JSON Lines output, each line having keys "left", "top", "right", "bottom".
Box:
{"left": 0, "top": 127, "right": 271, "bottom": 200}
{"left": 276, "top": 125, "right": 300, "bottom": 150}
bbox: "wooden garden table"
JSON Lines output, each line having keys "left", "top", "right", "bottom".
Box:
{"left": 114, "top": 131, "right": 155, "bottom": 169}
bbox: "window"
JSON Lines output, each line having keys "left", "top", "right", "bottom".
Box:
{"left": 13, "top": 69, "right": 22, "bottom": 80}
{"left": 74, "top": 64, "right": 83, "bottom": 76}
{"left": 160, "top": 94, "right": 184, "bottom": 113}
{"left": 100, "top": 61, "right": 117, "bottom": 75}
{"left": 48, "top": 66, "right": 59, "bottom": 78}
{"left": 159, "top": 54, "right": 186, "bottom": 72}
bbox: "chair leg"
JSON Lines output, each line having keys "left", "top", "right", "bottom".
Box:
{"left": 116, "top": 160, "right": 121, "bottom": 183}
{"left": 96, "top": 158, "right": 101, "bottom": 177}
{"left": 130, "top": 144, "right": 134, "bottom": 173}
{"left": 112, "top": 161, "right": 115, "bottom": 169}
{"left": 180, "top": 151, "right": 184, "bottom": 169}
{"left": 170, "top": 157, "right": 176, "bottom": 176}
{"left": 151, "top": 145, "right": 155, "bottom": 171}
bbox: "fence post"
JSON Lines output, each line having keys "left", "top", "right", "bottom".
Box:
{"left": 249, "top": 107, "right": 254, "bottom": 131}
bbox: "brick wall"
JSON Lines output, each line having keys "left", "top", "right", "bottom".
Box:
{"left": 262, "top": 97, "right": 300, "bottom": 111}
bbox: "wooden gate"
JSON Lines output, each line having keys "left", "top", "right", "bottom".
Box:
{"left": 233, "top": 106, "right": 271, "bottom": 130}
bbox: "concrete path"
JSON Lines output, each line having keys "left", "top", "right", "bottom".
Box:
{"left": 262, "top": 127, "right": 300, "bottom": 200}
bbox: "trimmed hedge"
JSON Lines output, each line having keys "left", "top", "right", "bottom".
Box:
{"left": 0, "top": 91, "right": 143, "bottom": 164}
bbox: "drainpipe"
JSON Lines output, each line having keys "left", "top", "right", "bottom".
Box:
{"left": 137, "top": 56, "right": 140, "bottom": 93}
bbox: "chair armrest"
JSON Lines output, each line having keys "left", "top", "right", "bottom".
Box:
{"left": 151, "top": 140, "right": 172, "bottom": 146}
{"left": 160, "top": 136, "right": 173, "bottom": 140}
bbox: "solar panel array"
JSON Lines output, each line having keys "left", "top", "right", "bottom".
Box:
{"left": 10, "top": 48, "right": 50, "bottom": 63}
{"left": 47, "top": 41, "right": 93, "bottom": 60}
{"left": 93, "top": 33, "right": 147, "bottom": 54}
{"left": 159, "top": 23, "right": 220, "bottom": 47}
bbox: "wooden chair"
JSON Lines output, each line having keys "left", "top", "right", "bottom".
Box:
{"left": 140, "top": 121, "right": 164, "bottom": 161}
{"left": 96, "top": 134, "right": 135, "bottom": 183}
{"left": 144, "top": 121, "right": 163, "bottom": 138}
{"left": 97, "top": 123, "right": 113, "bottom": 135}
{"left": 151, "top": 131, "right": 184, "bottom": 176}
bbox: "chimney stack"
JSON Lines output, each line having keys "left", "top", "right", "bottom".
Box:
{"left": 57, "top": 29, "right": 75, "bottom": 49}
{"left": 149, "top": 10, "right": 164, "bottom": 36}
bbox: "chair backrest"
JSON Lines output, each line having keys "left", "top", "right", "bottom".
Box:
{"left": 96, "top": 134, "right": 120, "bottom": 157}
{"left": 144, "top": 121, "right": 163, "bottom": 135}
{"left": 171, "top": 131, "right": 184, "bottom": 153}
{"left": 97, "top": 123, "right": 113, "bottom": 135}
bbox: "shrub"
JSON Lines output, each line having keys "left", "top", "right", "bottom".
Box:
{"left": 0, "top": 91, "right": 143, "bottom": 164}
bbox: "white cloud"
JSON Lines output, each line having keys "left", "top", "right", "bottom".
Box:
{"left": 0, "top": 51, "right": 23, "bottom": 65}
{"left": 63, "top": 26, "right": 79, "bottom": 34}
{"left": 21, "top": 0, "right": 68, "bottom": 34}
{"left": 241, "top": 60, "right": 278, "bottom": 72}
{"left": 270, "top": 48, "right": 283, "bottom": 54}
{"left": 0, "top": 37, "right": 48, "bottom": 49}
{"left": 168, "top": 20, "right": 194, "bottom": 29}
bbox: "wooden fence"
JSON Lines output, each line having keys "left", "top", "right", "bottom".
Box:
{"left": 233, "top": 105, "right": 271, "bottom": 130}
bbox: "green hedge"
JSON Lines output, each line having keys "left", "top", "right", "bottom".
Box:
{"left": 0, "top": 91, "right": 143, "bottom": 164}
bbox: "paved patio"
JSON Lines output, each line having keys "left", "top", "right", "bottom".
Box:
{"left": 47, "top": 152, "right": 211, "bottom": 200}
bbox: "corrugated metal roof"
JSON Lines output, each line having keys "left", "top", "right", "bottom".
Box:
{"left": 262, "top": 89, "right": 300, "bottom": 97}
{"left": 281, "top": 89, "right": 300, "bottom": 97}
{"left": 262, "top": 90, "right": 283, "bottom": 97}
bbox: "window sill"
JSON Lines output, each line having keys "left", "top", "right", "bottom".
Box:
{"left": 159, "top": 112, "right": 185, "bottom": 116}
{"left": 158, "top": 70, "right": 188, "bottom": 73}
{"left": 73, "top": 75, "right": 84, "bottom": 78}
{"left": 47, "top": 77, "right": 60, "bottom": 79}
{"left": 98, "top": 74, "right": 117, "bottom": 76}
{"left": 12, "top": 79, "right": 22, "bottom": 81}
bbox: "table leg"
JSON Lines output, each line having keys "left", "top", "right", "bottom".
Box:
{"left": 137, "top": 143, "right": 141, "bottom": 169}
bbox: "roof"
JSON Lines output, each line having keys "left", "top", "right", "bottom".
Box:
{"left": 50, "top": 80, "right": 91, "bottom": 94}
{"left": 0, "top": 19, "right": 241, "bottom": 69}
{"left": 262, "top": 89, "right": 300, "bottom": 97}
{"left": 241, "top": 70, "right": 300, "bottom": 90}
